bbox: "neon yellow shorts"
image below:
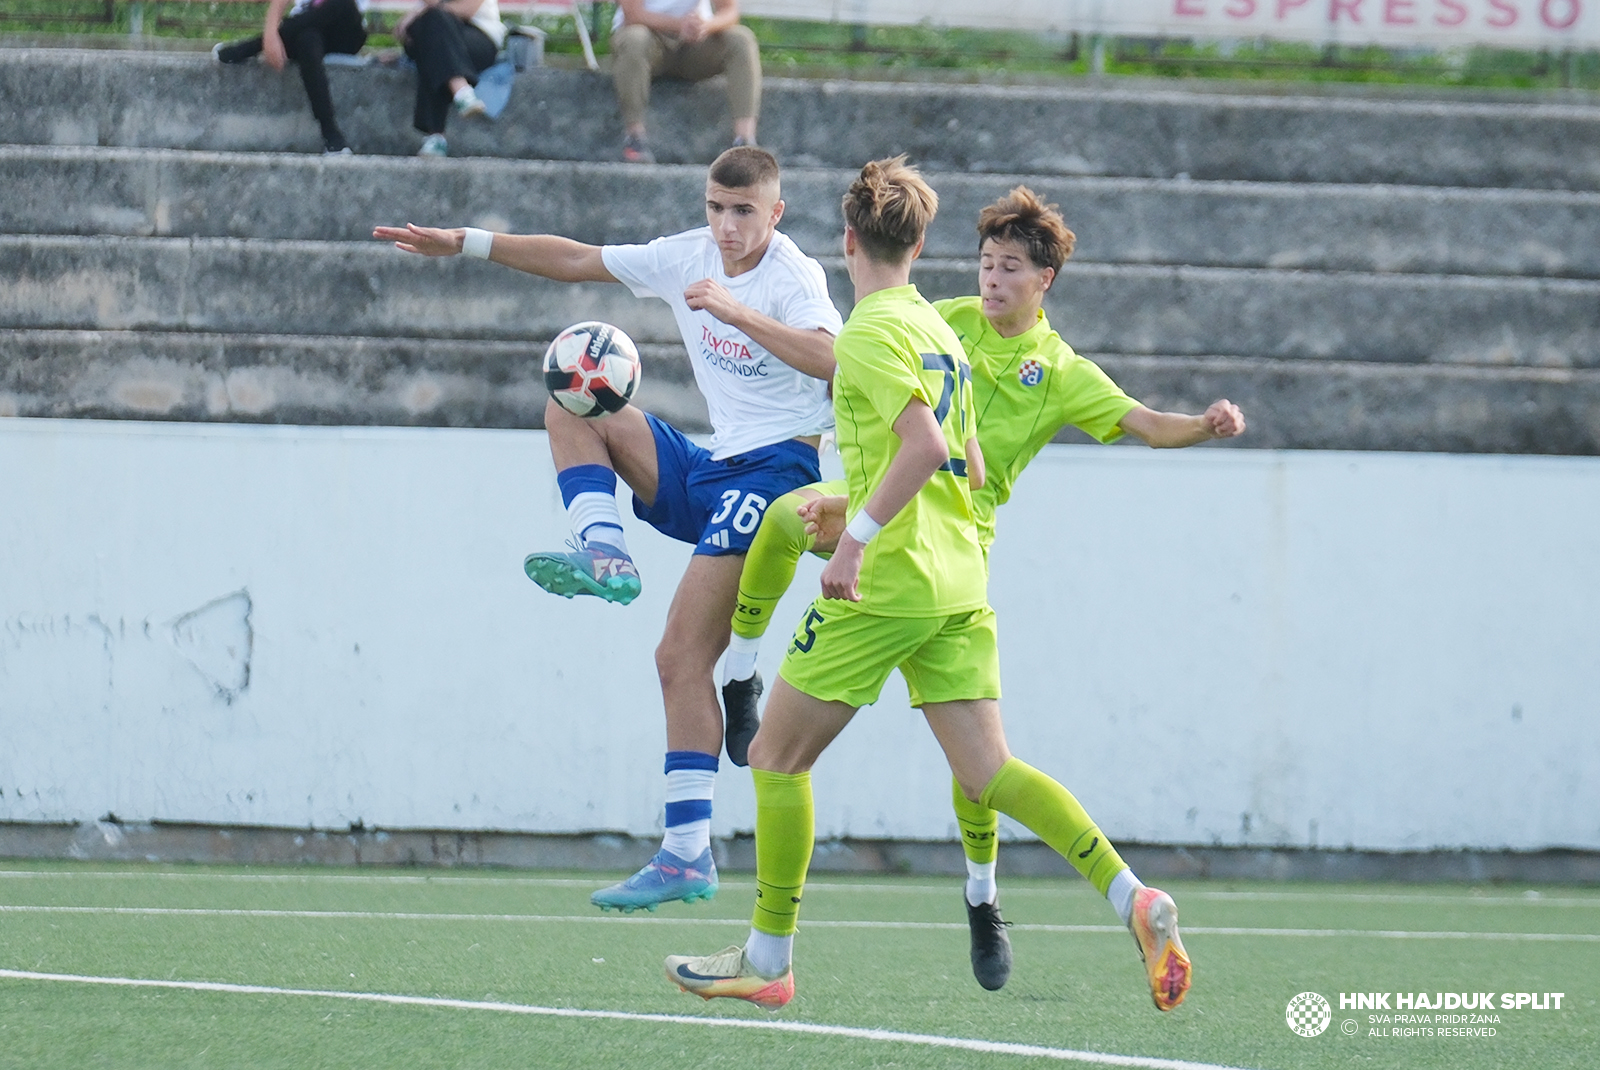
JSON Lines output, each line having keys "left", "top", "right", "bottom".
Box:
{"left": 778, "top": 599, "right": 1001, "bottom": 708}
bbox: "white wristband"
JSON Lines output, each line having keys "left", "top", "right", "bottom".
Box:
{"left": 461, "top": 227, "right": 494, "bottom": 259}
{"left": 845, "top": 510, "right": 883, "bottom": 545}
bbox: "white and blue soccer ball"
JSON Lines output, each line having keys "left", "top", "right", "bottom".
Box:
{"left": 542, "top": 321, "right": 642, "bottom": 418}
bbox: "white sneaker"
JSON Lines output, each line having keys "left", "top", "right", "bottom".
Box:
{"left": 453, "top": 87, "right": 488, "bottom": 119}
{"left": 418, "top": 134, "right": 448, "bottom": 158}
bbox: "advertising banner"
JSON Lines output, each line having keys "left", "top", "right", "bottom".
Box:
{"left": 742, "top": 0, "right": 1600, "bottom": 50}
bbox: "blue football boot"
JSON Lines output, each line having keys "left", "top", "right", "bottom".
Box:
{"left": 523, "top": 540, "right": 641, "bottom": 605}
{"left": 591, "top": 847, "right": 718, "bottom": 913}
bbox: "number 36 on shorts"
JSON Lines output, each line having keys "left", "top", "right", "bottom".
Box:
{"left": 711, "top": 489, "right": 769, "bottom": 535}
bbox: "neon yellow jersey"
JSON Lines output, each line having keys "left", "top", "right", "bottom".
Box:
{"left": 935, "top": 296, "right": 1140, "bottom": 549}
{"left": 833, "top": 285, "right": 986, "bottom": 617}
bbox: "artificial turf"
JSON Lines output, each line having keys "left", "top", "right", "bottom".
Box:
{"left": 0, "top": 862, "right": 1594, "bottom": 1069}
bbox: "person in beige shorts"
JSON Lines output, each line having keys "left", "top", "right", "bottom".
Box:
{"left": 610, "top": 0, "right": 761, "bottom": 162}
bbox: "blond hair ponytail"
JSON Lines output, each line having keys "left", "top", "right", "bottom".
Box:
{"left": 841, "top": 155, "right": 939, "bottom": 263}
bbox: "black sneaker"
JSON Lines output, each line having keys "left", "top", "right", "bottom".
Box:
{"left": 212, "top": 40, "right": 254, "bottom": 65}
{"left": 966, "top": 896, "right": 1013, "bottom": 991}
{"left": 721, "top": 670, "right": 762, "bottom": 768}
{"left": 323, "top": 132, "right": 352, "bottom": 156}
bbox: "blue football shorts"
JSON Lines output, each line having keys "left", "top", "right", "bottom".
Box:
{"left": 634, "top": 413, "right": 823, "bottom": 557}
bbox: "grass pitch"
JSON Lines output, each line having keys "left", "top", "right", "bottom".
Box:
{"left": 1, "top": 861, "right": 1595, "bottom": 1069}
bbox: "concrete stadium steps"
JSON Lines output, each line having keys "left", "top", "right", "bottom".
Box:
{"left": 5, "top": 330, "right": 1596, "bottom": 454}
{"left": 9, "top": 235, "right": 1600, "bottom": 369}
{"left": 9, "top": 145, "right": 1600, "bottom": 279}
{"left": 6, "top": 49, "right": 1600, "bottom": 187}
{"left": 0, "top": 331, "right": 707, "bottom": 430}
{"left": 4, "top": 47, "right": 1599, "bottom": 453}
{"left": 1096, "top": 355, "right": 1600, "bottom": 456}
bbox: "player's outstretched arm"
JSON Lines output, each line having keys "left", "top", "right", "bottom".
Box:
{"left": 820, "top": 398, "right": 949, "bottom": 601}
{"left": 1118, "top": 399, "right": 1246, "bottom": 448}
{"left": 682, "top": 279, "right": 836, "bottom": 382}
{"left": 371, "top": 224, "right": 617, "bottom": 284}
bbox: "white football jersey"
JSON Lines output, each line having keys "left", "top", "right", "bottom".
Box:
{"left": 602, "top": 229, "right": 841, "bottom": 460}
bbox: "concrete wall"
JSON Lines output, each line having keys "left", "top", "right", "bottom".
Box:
{"left": 11, "top": 237, "right": 1600, "bottom": 366}
{"left": 8, "top": 51, "right": 1600, "bottom": 187}
{"left": 17, "top": 147, "right": 1600, "bottom": 279}
{"left": 2, "top": 417, "right": 1596, "bottom": 852}
{"left": 6, "top": 50, "right": 1600, "bottom": 454}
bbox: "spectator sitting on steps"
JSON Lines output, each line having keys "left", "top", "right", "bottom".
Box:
{"left": 611, "top": 0, "right": 761, "bottom": 164}
{"left": 395, "top": 0, "right": 507, "bottom": 158}
{"left": 213, "top": 0, "right": 369, "bottom": 156}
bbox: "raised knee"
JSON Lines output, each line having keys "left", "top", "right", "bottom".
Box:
{"left": 747, "top": 731, "right": 777, "bottom": 771}
{"left": 748, "top": 733, "right": 810, "bottom": 776}
{"left": 721, "top": 23, "right": 758, "bottom": 52}
{"left": 409, "top": 5, "right": 447, "bottom": 34}
{"left": 612, "top": 24, "right": 653, "bottom": 62}
{"left": 759, "top": 490, "right": 810, "bottom": 538}
{"left": 545, "top": 396, "right": 582, "bottom": 430}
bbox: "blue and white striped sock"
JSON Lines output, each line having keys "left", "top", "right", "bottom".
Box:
{"left": 660, "top": 750, "right": 718, "bottom": 860}
{"left": 556, "top": 464, "right": 628, "bottom": 554}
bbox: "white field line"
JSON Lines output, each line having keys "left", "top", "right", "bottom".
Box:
{"left": 1, "top": 870, "right": 1597, "bottom": 908}
{"left": 1, "top": 904, "right": 1595, "bottom": 941}
{"left": 1168, "top": 890, "right": 1600, "bottom": 908}
{"left": 0, "top": 967, "right": 1258, "bottom": 1070}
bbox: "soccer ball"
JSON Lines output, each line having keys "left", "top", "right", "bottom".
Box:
{"left": 542, "top": 321, "right": 642, "bottom": 417}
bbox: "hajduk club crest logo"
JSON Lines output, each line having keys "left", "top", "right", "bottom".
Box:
{"left": 1018, "top": 359, "right": 1043, "bottom": 387}
{"left": 1286, "top": 992, "right": 1333, "bottom": 1037}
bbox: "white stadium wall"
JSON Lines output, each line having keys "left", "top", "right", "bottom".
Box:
{"left": 1, "top": 417, "right": 1597, "bottom": 853}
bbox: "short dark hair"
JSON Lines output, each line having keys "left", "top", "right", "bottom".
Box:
{"left": 841, "top": 155, "right": 939, "bottom": 263}
{"left": 976, "top": 186, "right": 1075, "bottom": 271}
{"left": 709, "top": 146, "right": 781, "bottom": 192}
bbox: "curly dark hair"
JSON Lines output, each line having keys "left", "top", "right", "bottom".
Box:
{"left": 976, "top": 186, "right": 1075, "bottom": 271}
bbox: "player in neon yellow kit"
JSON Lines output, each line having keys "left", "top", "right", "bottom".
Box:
{"left": 715, "top": 185, "right": 1245, "bottom": 997}
{"left": 669, "top": 164, "right": 1204, "bottom": 1013}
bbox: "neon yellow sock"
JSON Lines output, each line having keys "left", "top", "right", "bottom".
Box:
{"left": 751, "top": 769, "right": 813, "bottom": 937}
{"left": 952, "top": 777, "right": 998, "bottom": 865}
{"left": 732, "top": 485, "right": 833, "bottom": 640}
{"left": 979, "top": 757, "right": 1127, "bottom": 896}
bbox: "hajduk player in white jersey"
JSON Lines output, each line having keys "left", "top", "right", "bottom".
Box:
{"left": 374, "top": 147, "right": 841, "bottom": 912}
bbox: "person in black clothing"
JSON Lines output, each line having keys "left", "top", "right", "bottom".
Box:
{"left": 394, "top": 0, "right": 505, "bottom": 158}
{"left": 213, "top": 0, "right": 366, "bottom": 156}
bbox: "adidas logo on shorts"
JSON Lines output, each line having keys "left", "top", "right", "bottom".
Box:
{"left": 704, "top": 529, "right": 731, "bottom": 549}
